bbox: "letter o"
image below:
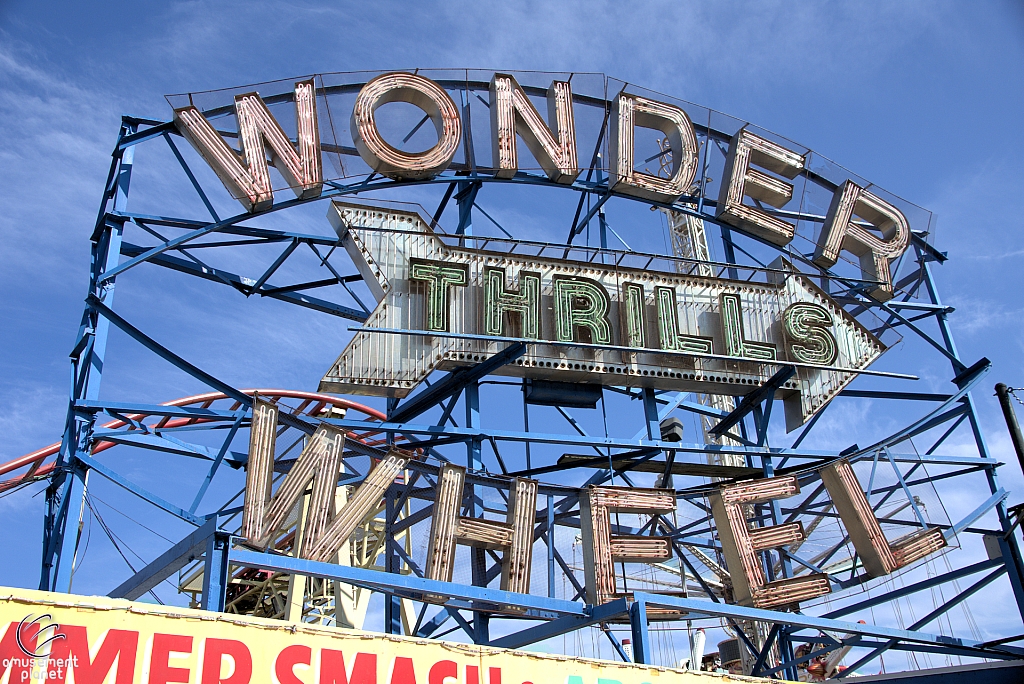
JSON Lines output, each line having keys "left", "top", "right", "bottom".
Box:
{"left": 351, "top": 73, "right": 462, "bottom": 180}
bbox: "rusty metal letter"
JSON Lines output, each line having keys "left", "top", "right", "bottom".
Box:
{"left": 610, "top": 93, "right": 699, "bottom": 203}
{"left": 709, "top": 476, "right": 830, "bottom": 609}
{"left": 174, "top": 79, "right": 322, "bottom": 213}
{"left": 302, "top": 448, "right": 411, "bottom": 563}
{"left": 716, "top": 129, "right": 805, "bottom": 247}
{"left": 490, "top": 73, "right": 579, "bottom": 183}
{"left": 241, "top": 397, "right": 344, "bottom": 551}
{"left": 580, "top": 486, "right": 675, "bottom": 605}
{"left": 820, "top": 459, "right": 946, "bottom": 577}
{"left": 241, "top": 396, "right": 411, "bottom": 562}
{"left": 424, "top": 465, "right": 539, "bottom": 594}
{"left": 813, "top": 181, "right": 910, "bottom": 302}
{"left": 351, "top": 72, "right": 462, "bottom": 180}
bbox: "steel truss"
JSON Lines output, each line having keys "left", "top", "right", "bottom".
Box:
{"left": 7, "top": 73, "right": 1024, "bottom": 680}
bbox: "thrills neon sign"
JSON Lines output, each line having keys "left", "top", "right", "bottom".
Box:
{"left": 320, "top": 201, "right": 884, "bottom": 431}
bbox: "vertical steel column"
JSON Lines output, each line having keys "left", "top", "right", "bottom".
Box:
{"left": 996, "top": 383, "right": 1024, "bottom": 475}
{"left": 201, "top": 530, "right": 230, "bottom": 612}
{"left": 455, "top": 181, "right": 480, "bottom": 239}
{"left": 42, "top": 122, "right": 134, "bottom": 592}
{"left": 921, "top": 255, "right": 1024, "bottom": 619}
{"left": 758, "top": 439, "right": 797, "bottom": 680}
{"left": 642, "top": 388, "right": 660, "bottom": 441}
{"left": 595, "top": 158, "right": 609, "bottom": 252}
{"left": 465, "top": 381, "right": 488, "bottom": 643}
{"left": 384, "top": 389, "right": 404, "bottom": 631}
{"left": 547, "top": 493, "right": 556, "bottom": 598}
{"left": 384, "top": 483, "right": 403, "bottom": 634}
{"left": 629, "top": 599, "right": 651, "bottom": 664}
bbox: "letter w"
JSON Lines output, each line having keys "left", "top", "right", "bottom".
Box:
{"left": 241, "top": 397, "right": 411, "bottom": 562}
{"left": 174, "top": 79, "right": 322, "bottom": 212}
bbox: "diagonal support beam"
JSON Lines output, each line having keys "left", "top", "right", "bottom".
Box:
{"left": 75, "top": 452, "right": 204, "bottom": 526}
{"left": 108, "top": 517, "right": 218, "bottom": 600}
{"left": 489, "top": 597, "right": 630, "bottom": 649}
{"left": 708, "top": 365, "right": 795, "bottom": 438}
{"left": 119, "top": 244, "right": 367, "bottom": 321}
{"left": 630, "top": 591, "right": 1024, "bottom": 655}
{"left": 85, "top": 294, "right": 314, "bottom": 435}
{"left": 389, "top": 343, "right": 527, "bottom": 423}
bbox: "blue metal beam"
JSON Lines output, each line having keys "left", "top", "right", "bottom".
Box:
{"left": 707, "top": 365, "right": 795, "bottom": 438}
{"left": 201, "top": 530, "right": 230, "bottom": 611}
{"left": 75, "top": 452, "right": 204, "bottom": 526}
{"left": 489, "top": 597, "right": 630, "bottom": 649}
{"left": 840, "top": 567, "right": 1009, "bottom": 675}
{"left": 229, "top": 548, "right": 585, "bottom": 617}
{"left": 823, "top": 558, "right": 1003, "bottom": 620}
{"left": 629, "top": 599, "right": 651, "bottom": 664}
{"left": 84, "top": 295, "right": 313, "bottom": 436}
{"left": 389, "top": 342, "right": 527, "bottom": 423}
{"left": 118, "top": 244, "right": 367, "bottom": 321}
{"left": 109, "top": 517, "right": 218, "bottom": 600}
{"left": 629, "top": 591, "right": 1024, "bottom": 655}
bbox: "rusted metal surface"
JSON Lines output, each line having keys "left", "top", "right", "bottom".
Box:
{"left": 716, "top": 129, "right": 805, "bottom": 248}
{"left": 351, "top": 72, "right": 462, "bottom": 180}
{"left": 490, "top": 73, "right": 578, "bottom": 183}
{"left": 501, "top": 477, "right": 539, "bottom": 594}
{"left": 711, "top": 477, "right": 831, "bottom": 609}
{"left": 241, "top": 397, "right": 283, "bottom": 547}
{"left": 424, "top": 464, "right": 467, "bottom": 585}
{"left": 610, "top": 92, "right": 699, "bottom": 203}
{"left": 425, "top": 465, "right": 539, "bottom": 596}
{"left": 821, "top": 459, "right": 947, "bottom": 577}
{"left": 580, "top": 485, "right": 677, "bottom": 605}
{"left": 748, "top": 522, "right": 804, "bottom": 552}
{"left": 174, "top": 79, "right": 321, "bottom": 212}
{"left": 304, "top": 448, "right": 411, "bottom": 563}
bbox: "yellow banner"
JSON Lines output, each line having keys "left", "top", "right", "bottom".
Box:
{"left": 1, "top": 587, "right": 757, "bottom": 684}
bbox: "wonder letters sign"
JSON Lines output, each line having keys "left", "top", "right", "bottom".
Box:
{"left": 170, "top": 70, "right": 911, "bottom": 430}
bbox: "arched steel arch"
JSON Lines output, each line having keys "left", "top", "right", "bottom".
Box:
{"left": 12, "top": 71, "right": 1024, "bottom": 680}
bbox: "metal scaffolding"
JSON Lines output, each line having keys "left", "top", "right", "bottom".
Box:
{"left": 4, "top": 71, "right": 1024, "bottom": 680}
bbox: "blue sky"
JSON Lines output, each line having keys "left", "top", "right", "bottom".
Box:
{"left": 1, "top": 0, "right": 1023, "bottom": 671}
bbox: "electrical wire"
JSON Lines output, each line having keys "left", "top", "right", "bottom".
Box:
{"left": 85, "top": 494, "right": 170, "bottom": 604}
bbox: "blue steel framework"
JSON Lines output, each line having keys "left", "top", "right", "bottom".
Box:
{"left": 26, "top": 73, "right": 1024, "bottom": 679}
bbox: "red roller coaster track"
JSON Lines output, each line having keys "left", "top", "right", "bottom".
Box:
{"left": 0, "top": 389, "right": 386, "bottom": 494}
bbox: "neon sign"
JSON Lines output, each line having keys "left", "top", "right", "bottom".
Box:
{"left": 170, "top": 70, "right": 946, "bottom": 613}
{"left": 238, "top": 397, "right": 946, "bottom": 609}
{"left": 173, "top": 71, "right": 911, "bottom": 300}
{"left": 320, "top": 201, "right": 884, "bottom": 431}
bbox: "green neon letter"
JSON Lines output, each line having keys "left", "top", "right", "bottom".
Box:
{"left": 621, "top": 281, "right": 646, "bottom": 348}
{"left": 484, "top": 266, "right": 541, "bottom": 338}
{"left": 783, "top": 302, "right": 837, "bottom": 364}
{"left": 720, "top": 292, "right": 776, "bottom": 360}
{"left": 655, "top": 286, "right": 713, "bottom": 354}
{"left": 553, "top": 276, "right": 612, "bottom": 344}
{"left": 409, "top": 258, "right": 468, "bottom": 332}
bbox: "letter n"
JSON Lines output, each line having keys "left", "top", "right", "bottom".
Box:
{"left": 490, "top": 73, "right": 579, "bottom": 183}
{"left": 174, "top": 79, "right": 322, "bottom": 212}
